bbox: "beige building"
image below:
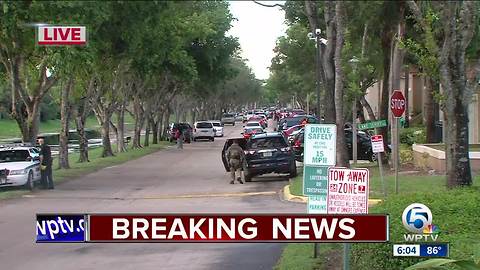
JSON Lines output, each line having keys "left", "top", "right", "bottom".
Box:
{"left": 363, "top": 69, "right": 480, "bottom": 144}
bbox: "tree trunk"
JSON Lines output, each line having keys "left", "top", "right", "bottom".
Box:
{"left": 74, "top": 100, "right": 89, "bottom": 163}
{"left": 58, "top": 78, "right": 73, "bottom": 169}
{"left": 360, "top": 96, "right": 377, "bottom": 121}
{"left": 334, "top": 1, "right": 349, "bottom": 167}
{"left": 378, "top": 16, "right": 394, "bottom": 160}
{"left": 424, "top": 77, "right": 436, "bottom": 143}
{"left": 116, "top": 103, "right": 126, "bottom": 152}
{"left": 144, "top": 114, "right": 151, "bottom": 147}
{"left": 132, "top": 96, "right": 145, "bottom": 149}
{"left": 6, "top": 56, "right": 57, "bottom": 144}
{"left": 322, "top": 1, "right": 337, "bottom": 123}
{"left": 100, "top": 115, "right": 114, "bottom": 157}
{"left": 404, "top": 68, "right": 410, "bottom": 127}
{"left": 151, "top": 114, "right": 159, "bottom": 144}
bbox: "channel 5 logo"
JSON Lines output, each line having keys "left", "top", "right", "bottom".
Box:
{"left": 402, "top": 203, "right": 440, "bottom": 242}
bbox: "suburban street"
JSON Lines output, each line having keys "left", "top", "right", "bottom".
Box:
{"left": 0, "top": 122, "right": 304, "bottom": 270}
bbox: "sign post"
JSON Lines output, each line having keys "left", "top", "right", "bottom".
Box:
{"left": 327, "top": 167, "right": 370, "bottom": 270}
{"left": 303, "top": 124, "right": 337, "bottom": 258}
{"left": 390, "top": 90, "right": 406, "bottom": 194}
{"left": 371, "top": 135, "right": 386, "bottom": 198}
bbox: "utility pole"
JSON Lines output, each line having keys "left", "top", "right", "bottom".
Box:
{"left": 349, "top": 57, "right": 360, "bottom": 166}
{"left": 315, "top": 31, "right": 322, "bottom": 117}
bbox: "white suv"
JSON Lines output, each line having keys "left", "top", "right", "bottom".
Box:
{"left": 193, "top": 121, "right": 215, "bottom": 142}
{"left": 0, "top": 145, "right": 42, "bottom": 190}
{"left": 210, "top": 120, "right": 224, "bottom": 137}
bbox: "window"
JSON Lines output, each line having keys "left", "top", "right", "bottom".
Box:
{"left": 212, "top": 122, "right": 221, "bottom": 127}
{"left": 246, "top": 122, "right": 260, "bottom": 127}
{"left": 196, "top": 122, "right": 213, "bottom": 128}
{"left": 0, "top": 150, "right": 30, "bottom": 163}
{"left": 248, "top": 137, "right": 288, "bottom": 149}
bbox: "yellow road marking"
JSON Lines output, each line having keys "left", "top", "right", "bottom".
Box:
{"left": 22, "top": 191, "right": 278, "bottom": 200}
{"left": 142, "top": 191, "right": 277, "bottom": 200}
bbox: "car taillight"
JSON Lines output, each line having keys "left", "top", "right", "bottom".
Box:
{"left": 293, "top": 140, "right": 301, "bottom": 148}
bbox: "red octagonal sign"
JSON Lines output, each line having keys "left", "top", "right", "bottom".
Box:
{"left": 390, "top": 90, "right": 406, "bottom": 118}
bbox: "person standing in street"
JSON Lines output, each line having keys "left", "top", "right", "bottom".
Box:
{"left": 226, "top": 140, "right": 245, "bottom": 184}
{"left": 38, "top": 138, "right": 54, "bottom": 189}
{"left": 176, "top": 128, "right": 184, "bottom": 149}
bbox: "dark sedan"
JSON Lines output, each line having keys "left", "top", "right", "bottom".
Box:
{"left": 222, "top": 133, "right": 297, "bottom": 182}
{"left": 290, "top": 128, "right": 380, "bottom": 162}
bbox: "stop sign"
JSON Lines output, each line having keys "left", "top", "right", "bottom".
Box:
{"left": 390, "top": 90, "right": 406, "bottom": 117}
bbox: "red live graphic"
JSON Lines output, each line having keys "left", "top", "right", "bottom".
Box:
{"left": 37, "top": 26, "right": 86, "bottom": 45}
{"left": 87, "top": 214, "right": 388, "bottom": 242}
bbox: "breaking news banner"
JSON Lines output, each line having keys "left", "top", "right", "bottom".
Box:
{"left": 36, "top": 214, "right": 389, "bottom": 243}
{"left": 36, "top": 214, "right": 86, "bottom": 242}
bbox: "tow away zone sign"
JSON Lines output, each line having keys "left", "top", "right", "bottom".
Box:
{"left": 327, "top": 167, "right": 370, "bottom": 214}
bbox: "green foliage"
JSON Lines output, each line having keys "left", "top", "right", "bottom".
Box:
{"left": 400, "top": 127, "right": 426, "bottom": 145}
{"left": 351, "top": 187, "right": 480, "bottom": 270}
{"left": 400, "top": 148, "right": 414, "bottom": 164}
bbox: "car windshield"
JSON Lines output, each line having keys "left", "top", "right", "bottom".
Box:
{"left": 246, "top": 122, "right": 260, "bottom": 127}
{"left": 223, "top": 114, "right": 234, "bottom": 117}
{"left": 212, "top": 122, "right": 221, "bottom": 127}
{"left": 248, "top": 137, "right": 288, "bottom": 149}
{"left": 0, "top": 150, "right": 30, "bottom": 163}
{"left": 196, "top": 122, "right": 212, "bottom": 128}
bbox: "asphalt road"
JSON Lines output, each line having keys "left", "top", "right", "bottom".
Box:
{"left": 0, "top": 120, "right": 304, "bottom": 270}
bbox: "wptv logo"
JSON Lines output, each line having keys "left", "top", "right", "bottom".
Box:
{"left": 402, "top": 203, "right": 440, "bottom": 242}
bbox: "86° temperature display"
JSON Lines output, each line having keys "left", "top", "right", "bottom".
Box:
{"left": 393, "top": 243, "right": 449, "bottom": 257}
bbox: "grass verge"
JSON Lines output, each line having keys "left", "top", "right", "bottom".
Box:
{"left": 279, "top": 175, "right": 480, "bottom": 270}
{"left": 0, "top": 141, "right": 172, "bottom": 200}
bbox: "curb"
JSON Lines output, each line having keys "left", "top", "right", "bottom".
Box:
{"left": 282, "top": 184, "right": 383, "bottom": 206}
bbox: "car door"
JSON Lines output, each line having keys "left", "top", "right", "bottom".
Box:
{"left": 221, "top": 138, "right": 247, "bottom": 172}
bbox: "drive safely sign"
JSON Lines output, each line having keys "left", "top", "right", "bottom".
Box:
{"left": 304, "top": 124, "right": 336, "bottom": 166}
{"left": 327, "top": 167, "right": 369, "bottom": 214}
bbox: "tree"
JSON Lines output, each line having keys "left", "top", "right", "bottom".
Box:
{"left": 333, "top": 1, "right": 349, "bottom": 167}
{"left": 408, "top": 1, "right": 480, "bottom": 187}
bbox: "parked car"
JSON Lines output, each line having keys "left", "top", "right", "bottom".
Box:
{"left": 210, "top": 120, "right": 224, "bottom": 137}
{"left": 244, "top": 121, "right": 263, "bottom": 130}
{"left": 242, "top": 127, "right": 264, "bottom": 139}
{"left": 283, "top": 124, "right": 303, "bottom": 137}
{"left": 168, "top": 123, "right": 193, "bottom": 143}
{"left": 221, "top": 133, "right": 297, "bottom": 182}
{"left": 192, "top": 121, "right": 215, "bottom": 142}
{"left": 0, "top": 144, "right": 42, "bottom": 190}
{"left": 290, "top": 128, "right": 380, "bottom": 162}
{"left": 221, "top": 113, "right": 236, "bottom": 126}
{"left": 235, "top": 113, "right": 244, "bottom": 122}
{"left": 276, "top": 115, "right": 318, "bottom": 131}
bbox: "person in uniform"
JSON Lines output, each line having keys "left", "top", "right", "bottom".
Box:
{"left": 38, "top": 138, "right": 54, "bottom": 189}
{"left": 226, "top": 140, "right": 245, "bottom": 184}
{"left": 175, "top": 128, "right": 184, "bottom": 149}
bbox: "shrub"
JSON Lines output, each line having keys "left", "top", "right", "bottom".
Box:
{"left": 400, "top": 148, "right": 414, "bottom": 164}
{"left": 400, "top": 127, "right": 426, "bottom": 145}
{"left": 351, "top": 187, "right": 480, "bottom": 270}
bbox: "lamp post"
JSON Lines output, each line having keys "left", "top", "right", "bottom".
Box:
{"left": 308, "top": 29, "right": 327, "bottom": 118}
{"left": 349, "top": 57, "right": 360, "bottom": 166}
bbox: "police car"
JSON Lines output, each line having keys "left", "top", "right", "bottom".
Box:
{"left": 0, "top": 144, "right": 42, "bottom": 190}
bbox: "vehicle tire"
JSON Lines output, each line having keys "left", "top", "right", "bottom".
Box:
{"left": 233, "top": 123, "right": 235, "bottom": 126}
{"left": 210, "top": 137, "right": 214, "bottom": 142}
{"left": 289, "top": 161, "right": 297, "bottom": 178}
{"left": 369, "top": 152, "right": 377, "bottom": 162}
{"left": 193, "top": 138, "right": 197, "bottom": 142}
{"left": 24, "top": 171, "right": 34, "bottom": 191}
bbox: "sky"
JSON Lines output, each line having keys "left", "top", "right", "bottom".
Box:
{"left": 228, "top": 1, "right": 287, "bottom": 80}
